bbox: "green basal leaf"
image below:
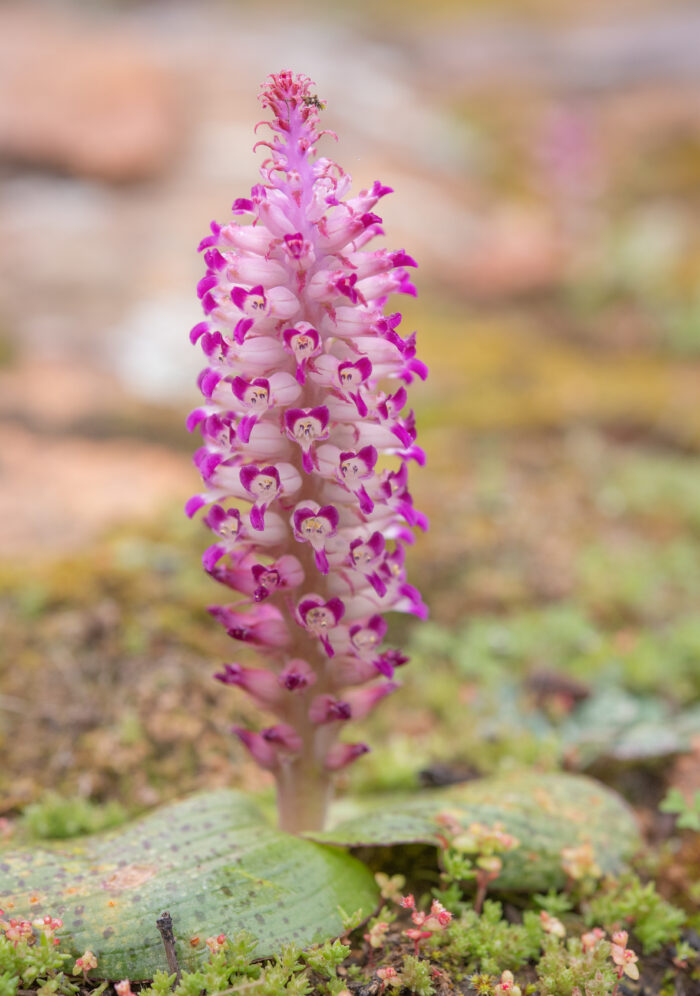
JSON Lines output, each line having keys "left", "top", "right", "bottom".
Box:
{"left": 0, "top": 790, "right": 378, "bottom": 981}
{"left": 313, "top": 773, "right": 640, "bottom": 891}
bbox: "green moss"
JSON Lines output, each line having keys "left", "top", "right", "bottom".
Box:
{"left": 586, "top": 874, "right": 686, "bottom": 954}
{"left": 20, "top": 793, "right": 127, "bottom": 841}
{"left": 437, "top": 901, "right": 544, "bottom": 976}
{"left": 535, "top": 935, "right": 617, "bottom": 996}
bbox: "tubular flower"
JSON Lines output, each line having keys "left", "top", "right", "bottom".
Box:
{"left": 187, "top": 71, "right": 427, "bottom": 833}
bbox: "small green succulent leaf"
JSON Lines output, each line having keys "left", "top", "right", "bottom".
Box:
{"left": 0, "top": 791, "right": 378, "bottom": 981}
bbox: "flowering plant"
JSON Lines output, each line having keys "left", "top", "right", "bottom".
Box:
{"left": 187, "top": 71, "right": 427, "bottom": 832}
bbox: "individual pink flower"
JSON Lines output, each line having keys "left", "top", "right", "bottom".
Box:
{"left": 292, "top": 503, "right": 339, "bottom": 574}
{"left": 2, "top": 918, "right": 33, "bottom": 946}
{"left": 32, "top": 915, "right": 63, "bottom": 940}
{"left": 495, "top": 970, "right": 522, "bottom": 996}
{"left": 610, "top": 930, "right": 640, "bottom": 981}
{"left": 400, "top": 895, "right": 452, "bottom": 955}
{"left": 612, "top": 945, "right": 640, "bottom": 981}
{"left": 581, "top": 927, "right": 605, "bottom": 952}
{"left": 540, "top": 911, "right": 566, "bottom": 938}
{"left": 377, "top": 965, "right": 401, "bottom": 988}
{"left": 364, "top": 921, "right": 390, "bottom": 949}
{"left": 187, "top": 71, "right": 426, "bottom": 833}
{"left": 73, "top": 951, "right": 98, "bottom": 976}
{"left": 205, "top": 933, "right": 227, "bottom": 955}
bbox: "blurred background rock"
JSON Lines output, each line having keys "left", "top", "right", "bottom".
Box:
{"left": 0, "top": 0, "right": 699, "bottom": 811}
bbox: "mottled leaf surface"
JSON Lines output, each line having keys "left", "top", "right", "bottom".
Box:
{"left": 0, "top": 790, "right": 378, "bottom": 980}
{"left": 314, "top": 773, "right": 640, "bottom": 891}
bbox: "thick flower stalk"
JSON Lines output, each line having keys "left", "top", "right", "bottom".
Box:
{"left": 187, "top": 71, "right": 427, "bottom": 833}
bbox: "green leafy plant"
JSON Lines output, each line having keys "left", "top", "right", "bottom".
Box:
{"left": 0, "top": 918, "right": 77, "bottom": 996}
{"left": 585, "top": 873, "right": 685, "bottom": 953}
{"left": 660, "top": 787, "right": 700, "bottom": 831}
{"left": 436, "top": 815, "right": 520, "bottom": 912}
{"left": 398, "top": 954, "right": 435, "bottom": 996}
{"left": 21, "top": 793, "right": 126, "bottom": 841}
{"left": 535, "top": 934, "right": 618, "bottom": 996}
{"left": 435, "top": 900, "right": 543, "bottom": 976}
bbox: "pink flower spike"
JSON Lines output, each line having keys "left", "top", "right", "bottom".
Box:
{"left": 188, "top": 71, "right": 427, "bottom": 834}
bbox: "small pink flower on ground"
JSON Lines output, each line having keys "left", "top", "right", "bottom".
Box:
{"left": 403, "top": 926, "right": 432, "bottom": 956}
{"left": 581, "top": 927, "right": 606, "bottom": 951}
{"left": 434, "top": 809, "right": 464, "bottom": 838}
{"left": 375, "top": 872, "right": 406, "bottom": 902}
{"left": 3, "top": 918, "right": 34, "bottom": 945}
{"left": 423, "top": 899, "right": 452, "bottom": 931}
{"left": 115, "top": 982, "right": 135, "bottom": 996}
{"left": 495, "top": 970, "right": 522, "bottom": 996}
{"left": 32, "top": 915, "right": 63, "bottom": 941}
{"left": 540, "top": 911, "right": 566, "bottom": 937}
{"left": 377, "top": 965, "right": 401, "bottom": 987}
{"left": 611, "top": 934, "right": 640, "bottom": 980}
{"left": 364, "top": 921, "right": 390, "bottom": 949}
{"left": 73, "top": 950, "right": 98, "bottom": 976}
{"left": 476, "top": 854, "right": 503, "bottom": 874}
{"left": 561, "top": 841, "right": 601, "bottom": 881}
{"left": 401, "top": 896, "right": 452, "bottom": 955}
{"left": 206, "top": 933, "right": 227, "bottom": 954}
